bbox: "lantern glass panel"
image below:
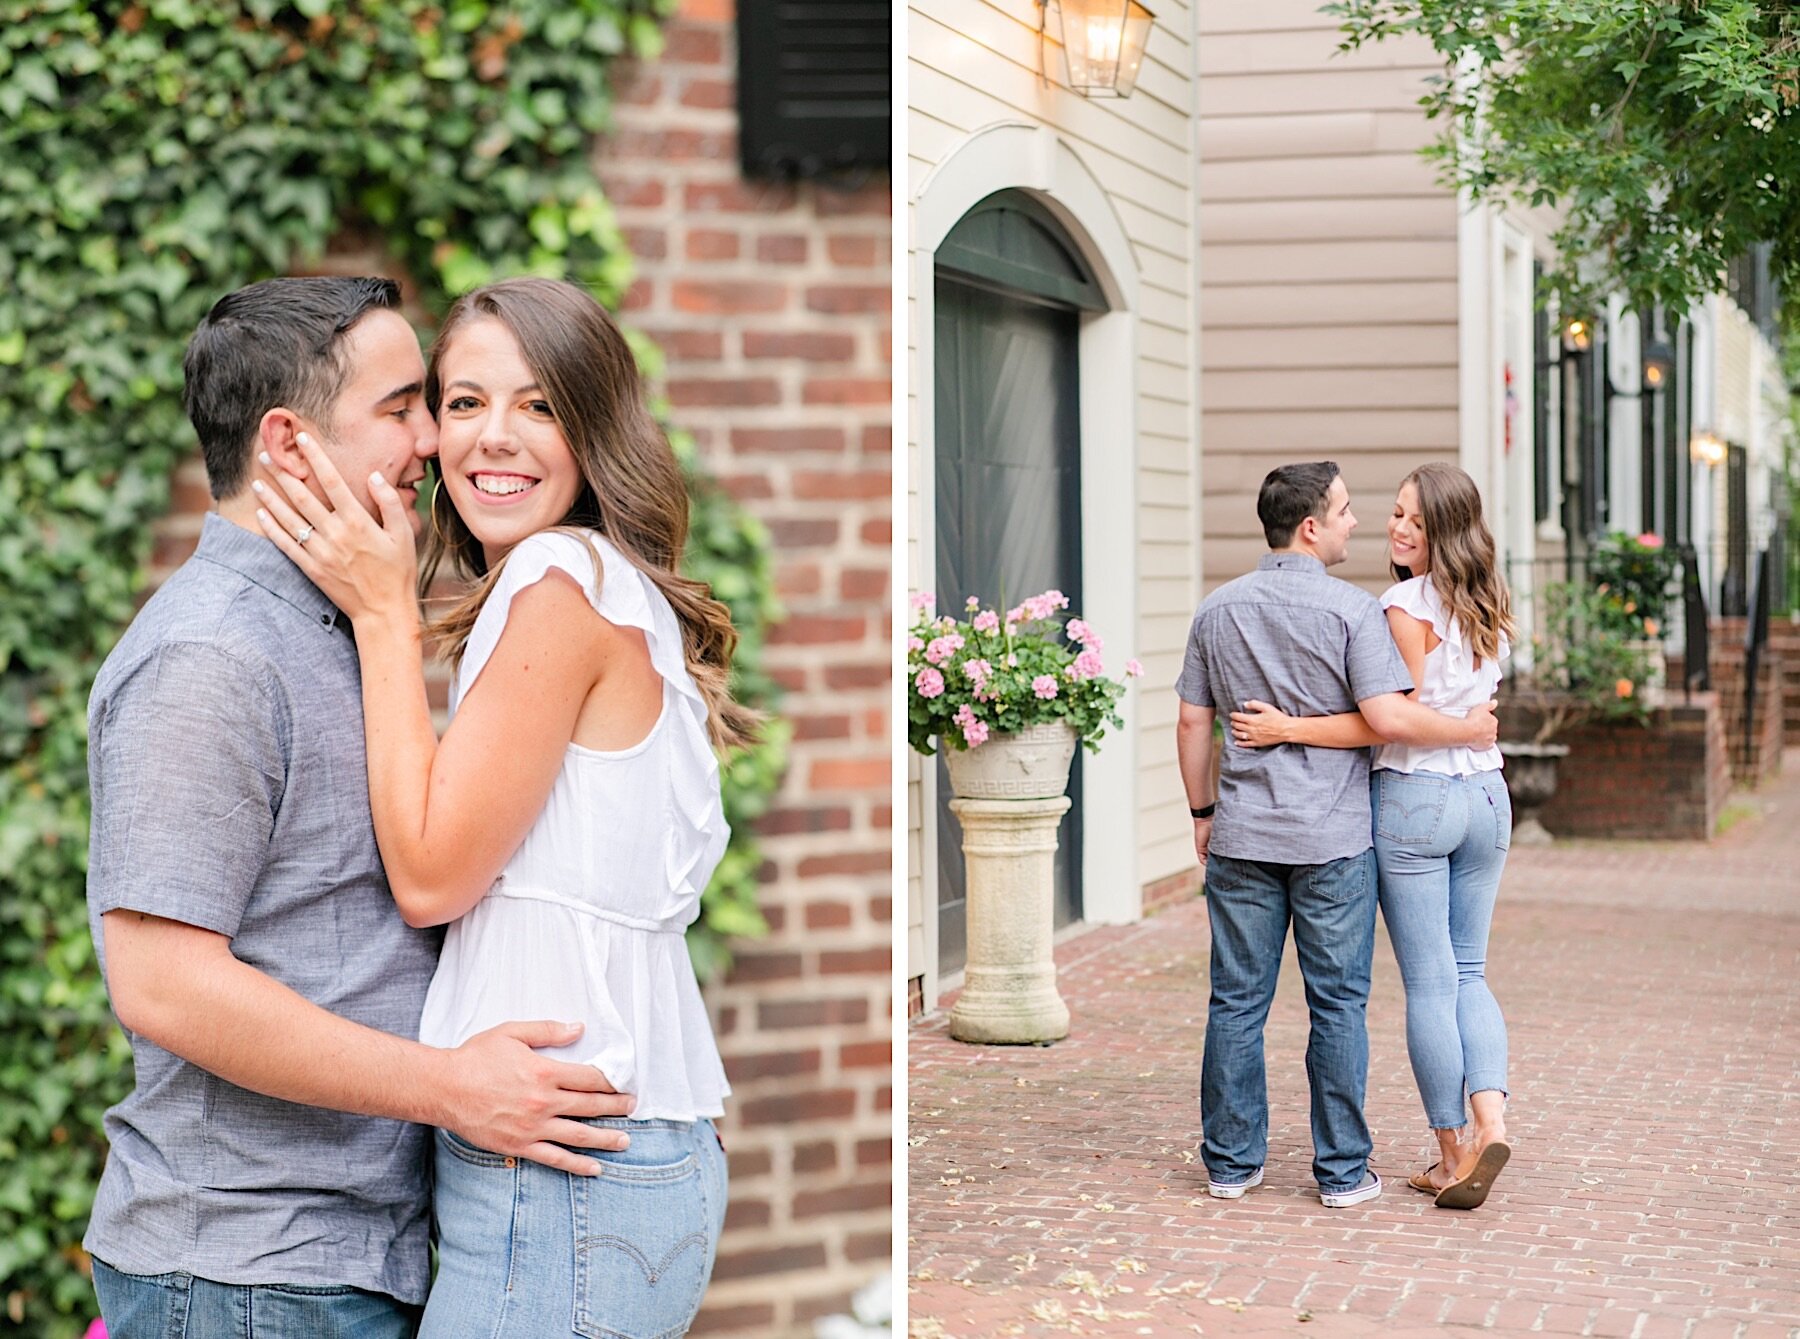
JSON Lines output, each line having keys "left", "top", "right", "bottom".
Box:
{"left": 1056, "top": 0, "right": 1154, "bottom": 98}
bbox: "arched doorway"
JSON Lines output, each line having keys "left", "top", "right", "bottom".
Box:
{"left": 932, "top": 190, "right": 1108, "bottom": 975}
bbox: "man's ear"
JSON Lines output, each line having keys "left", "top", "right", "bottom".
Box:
{"left": 256, "top": 409, "right": 310, "bottom": 481}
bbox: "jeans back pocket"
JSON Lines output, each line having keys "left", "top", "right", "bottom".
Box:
{"left": 1374, "top": 771, "right": 1448, "bottom": 846}
{"left": 1484, "top": 774, "right": 1513, "bottom": 850}
{"left": 571, "top": 1132, "right": 714, "bottom": 1339}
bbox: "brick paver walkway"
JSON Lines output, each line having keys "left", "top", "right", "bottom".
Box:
{"left": 909, "top": 754, "right": 1800, "bottom": 1339}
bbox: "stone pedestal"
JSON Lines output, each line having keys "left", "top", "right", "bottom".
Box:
{"left": 946, "top": 795, "right": 1073, "bottom": 1045}
{"left": 1498, "top": 740, "right": 1570, "bottom": 845}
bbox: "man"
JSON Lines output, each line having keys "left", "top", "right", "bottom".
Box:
{"left": 85, "top": 277, "right": 632, "bottom": 1337}
{"left": 1174, "top": 461, "right": 1498, "bottom": 1208}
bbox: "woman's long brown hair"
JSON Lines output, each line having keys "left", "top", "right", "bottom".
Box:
{"left": 419, "top": 277, "right": 760, "bottom": 750}
{"left": 1390, "top": 461, "right": 1516, "bottom": 666}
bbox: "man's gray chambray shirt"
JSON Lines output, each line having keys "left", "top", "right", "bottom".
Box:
{"left": 1176, "top": 552, "right": 1415, "bottom": 866}
{"left": 84, "top": 513, "right": 440, "bottom": 1303}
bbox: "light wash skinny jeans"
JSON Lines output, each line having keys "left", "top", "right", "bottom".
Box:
{"left": 1371, "top": 767, "right": 1512, "bottom": 1130}
{"left": 420, "top": 1116, "right": 727, "bottom": 1339}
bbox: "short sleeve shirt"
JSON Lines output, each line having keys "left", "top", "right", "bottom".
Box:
{"left": 1176, "top": 553, "right": 1415, "bottom": 864}
{"left": 83, "top": 514, "right": 440, "bottom": 1303}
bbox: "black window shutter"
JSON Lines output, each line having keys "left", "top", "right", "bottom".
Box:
{"left": 737, "top": 1, "right": 891, "bottom": 179}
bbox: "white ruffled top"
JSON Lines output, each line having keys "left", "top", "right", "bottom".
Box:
{"left": 1373, "top": 574, "right": 1508, "bottom": 778}
{"left": 417, "top": 530, "right": 730, "bottom": 1120}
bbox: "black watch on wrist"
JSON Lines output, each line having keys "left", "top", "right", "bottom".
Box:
{"left": 1190, "top": 803, "right": 1216, "bottom": 820}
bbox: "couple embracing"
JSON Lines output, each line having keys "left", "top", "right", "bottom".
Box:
{"left": 1177, "top": 460, "right": 1515, "bottom": 1211}
{"left": 85, "top": 275, "right": 752, "bottom": 1336}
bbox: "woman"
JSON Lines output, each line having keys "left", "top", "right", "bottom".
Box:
{"left": 253, "top": 277, "right": 756, "bottom": 1335}
{"left": 1229, "top": 462, "right": 1515, "bottom": 1210}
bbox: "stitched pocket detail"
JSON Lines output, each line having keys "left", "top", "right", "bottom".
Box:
{"left": 571, "top": 1142, "right": 713, "bottom": 1339}
{"left": 1374, "top": 773, "right": 1448, "bottom": 845}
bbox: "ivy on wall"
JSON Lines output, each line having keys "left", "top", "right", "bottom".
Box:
{"left": 0, "top": 2, "right": 783, "bottom": 1330}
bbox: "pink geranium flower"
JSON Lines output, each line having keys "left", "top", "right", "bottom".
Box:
{"left": 1125, "top": 658, "right": 1144, "bottom": 677}
{"left": 1033, "top": 675, "right": 1058, "bottom": 699}
{"left": 973, "top": 610, "right": 999, "bottom": 633}
{"left": 1636, "top": 532, "right": 1663, "bottom": 548}
{"left": 916, "top": 667, "right": 945, "bottom": 698}
{"left": 910, "top": 592, "right": 935, "bottom": 610}
{"left": 963, "top": 720, "right": 990, "bottom": 747}
{"left": 1071, "top": 649, "right": 1104, "bottom": 679}
{"left": 924, "top": 633, "right": 965, "bottom": 665}
{"left": 907, "top": 636, "right": 925, "bottom": 652}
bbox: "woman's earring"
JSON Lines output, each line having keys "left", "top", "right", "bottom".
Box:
{"left": 428, "top": 475, "right": 448, "bottom": 549}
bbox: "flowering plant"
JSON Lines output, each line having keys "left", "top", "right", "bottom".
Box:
{"left": 1510, "top": 580, "right": 1655, "bottom": 743}
{"left": 1589, "top": 530, "right": 1680, "bottom": 640}
{"left": 906, "top": 590, "right": 1140, "bottom": 756}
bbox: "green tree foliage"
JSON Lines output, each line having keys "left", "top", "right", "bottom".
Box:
{"left": 1329, "top": 0, "right": 1800, "bottom": 322}
{"left": 0, "top": 3, "right": 782, "bottom": 1329}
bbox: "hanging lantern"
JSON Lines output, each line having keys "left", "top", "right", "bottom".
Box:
{"left": 1049, "top": 0, "right": 1156, "bottom": 98}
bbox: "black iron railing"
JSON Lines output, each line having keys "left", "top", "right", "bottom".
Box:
{"left": 1741, "top": 546, "right": 1773, "bottom": 773}
{"left": 1680, "top": 544, "right": 1710, "bottom": 698}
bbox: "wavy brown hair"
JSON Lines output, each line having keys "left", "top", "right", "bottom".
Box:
{"left": 419, "top": 278, "right": 759, "bottom": 750}
{"left": 1390, "top": 461, "right": 1516, "bottom": 666}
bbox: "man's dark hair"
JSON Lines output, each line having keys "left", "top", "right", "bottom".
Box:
{"left": 183, "top": 276, "right": 402, "bottom": 499}
{"left": 1257, "top": 461, "right": 1341, "bottom": 548}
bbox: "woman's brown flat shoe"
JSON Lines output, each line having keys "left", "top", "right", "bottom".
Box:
{"left": 1408, "top": 1163, "right": 1448, "bottom": 1195}
{"left": 1434, "top": 1141, "right": 1511, "bottom": 1210}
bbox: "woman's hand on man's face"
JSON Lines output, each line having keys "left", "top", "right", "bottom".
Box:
{"left": 251, "top": 431, "right": 419, "bottom": 625}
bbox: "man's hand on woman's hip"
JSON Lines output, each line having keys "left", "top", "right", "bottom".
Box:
{"left": 438, "top": 1020, "right": 635, "bottom": 1177}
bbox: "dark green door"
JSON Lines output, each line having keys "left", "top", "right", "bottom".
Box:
{"left": 933, "top": 274, "right": 1084, "bottom": 976}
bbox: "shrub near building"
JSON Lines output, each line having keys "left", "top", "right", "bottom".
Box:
{"left": 0, "top": 5, "right": 785, "bottom": 1333}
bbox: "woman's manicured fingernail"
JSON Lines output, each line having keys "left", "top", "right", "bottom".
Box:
{"left": 371, "top": 471, "right": 386, "bottom": 487}
{"left": 297, "top": 432, "right": 312, "bottom": 447}
{"left": 258, "top": 451, "right": 272, "bottom": 467}
{"left": 250, "top": 480, "right": 264, "bottom": 493}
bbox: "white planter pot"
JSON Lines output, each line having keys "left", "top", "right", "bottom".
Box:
{"left": 941, "top": 721, "right": 1077, "bottom": 800}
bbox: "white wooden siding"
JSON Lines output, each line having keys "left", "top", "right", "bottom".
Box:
{"left": 907, "top": 0, "right": 1201, "bottom": 993}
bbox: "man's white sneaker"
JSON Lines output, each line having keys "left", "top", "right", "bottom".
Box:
{"left": 1207, "top": 1167, "right": 1263, "bottom": 1200}
{"left": 1319, "top": 1171, "right": 1382, "bottom": 1208}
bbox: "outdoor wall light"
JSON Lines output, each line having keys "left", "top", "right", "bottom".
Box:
{"left": 1642, "top": 338, "right": 1674, "bottom": 392}
{"left": 1689, "top": 429, "right": 1727, "bottom": 467}
{"left": 1562, "top": 317, "right": 1593, "bottom": 352}
{"left": 1038, "top": 0, "right": 1155, "bottom": 98}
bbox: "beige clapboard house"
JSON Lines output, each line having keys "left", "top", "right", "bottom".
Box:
{"left": 906, "top": 0, "right": 1202, "bottom": 1010}
{"left": 907, "top": 1, "right": 1790, "bottom": 1010}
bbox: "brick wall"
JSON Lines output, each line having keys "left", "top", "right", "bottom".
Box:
{"left": 147, "top": 2, "right": 892, "bottom": 1333}
{"left": 1506, "top": 697, "right": 1731, "bottom": 841}
{"left": 604, "top": 5, "right": 891, "bottom": 1333}
{"left": 1780, "top": 622, "right": 1800, "bottom": 747}
{"left": 1669, "top": 620, "right": 1787, "bottom": 787}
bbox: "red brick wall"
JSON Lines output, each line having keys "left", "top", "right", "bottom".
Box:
{"left": 1669, "top": 621, "right": 1786, "bottom": 786}
{"left": 1507, "top": 698, "right": 1731, "bottom": 841}
{"left": 148, "top": 3, "right": 893, "bottom": 1333}
{"left": 1779, "top": 623, "right": 1800, "bottom": 747}
{"left": 593, "top": 4, "right": 893, "bottom": 1333}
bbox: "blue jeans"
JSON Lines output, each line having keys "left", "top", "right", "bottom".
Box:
{"left": 1372, "top": 768, "right": 1512, "bottom": 1130}
{"left": 1200, "top": 849, "right": 1379, "bottom": 1193}
{"left": 420, "top": 1117, "right": 727, "bottom": 1339}
{"left": 92, "top": 1260, "right": 419, "bottom": 1339}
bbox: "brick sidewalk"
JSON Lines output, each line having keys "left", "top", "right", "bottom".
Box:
{"left": 908, "top": 754, "right": 1800, "bottom": 1339}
